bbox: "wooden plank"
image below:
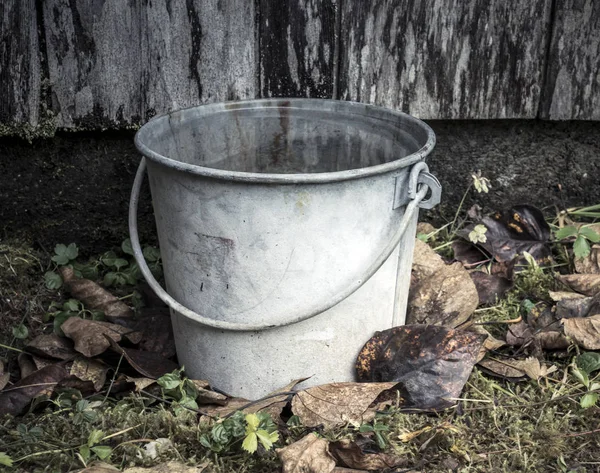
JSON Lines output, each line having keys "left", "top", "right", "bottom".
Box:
{"left": 43, "top": 0, "right": 144, "bottom": 128}
{"left": 259, "top": 0, "right": 336, "bottom": 98}
{"left": 340, "top": 0, "right": 552, "bottom": 119}
{"left": 142, "top": 0, "right": 257, "bottom": 115}
{"left": 541, "top": 0, "right": 600, "bottom": 120}
{"left": 0, "top": 0, "right": 41, "bottom": 128}
{"left": 44, "top": 0, "right": 258, "bottom": 129}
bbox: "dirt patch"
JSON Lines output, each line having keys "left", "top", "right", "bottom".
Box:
{"left": 0, "top": 130, "right": 155, "bottom": 253}
{"left": 1, "top": 120, "right": 600, "bottom": 249}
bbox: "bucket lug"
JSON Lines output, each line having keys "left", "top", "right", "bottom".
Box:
{"left": 393, "top": 164, "right": 442, "bottom": 210}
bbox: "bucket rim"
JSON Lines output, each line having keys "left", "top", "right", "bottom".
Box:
{"left": 134, "top": 99, "right": 436, "bottom": 184}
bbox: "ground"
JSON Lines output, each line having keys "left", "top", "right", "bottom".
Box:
{"left": 1, "top": 123, "right": 600, "bottom": 472}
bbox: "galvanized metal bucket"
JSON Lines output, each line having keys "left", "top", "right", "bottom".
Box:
{"left": 130, "top": 99, "right": 440, "bottom": 399}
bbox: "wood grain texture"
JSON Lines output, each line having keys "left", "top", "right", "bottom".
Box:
{"left": 340, "top": 0, "right": 552, "bottom": 119}
{"left": 260, "top": 0, "right": 336, "bottom": 98}
{"left": 0, "top": 0, "right": 41, "bottom": 126}
{"left": 43, "top": 0, "right": 144, "bottom": 128}
{"left": 142, "top": 0, "right": 257, "bottom": 114}
{"left": 43, "top": 0, "right": 257, "bottom": 129}
{"left": 541, "top": 0, "right": 600, "bottom": 120}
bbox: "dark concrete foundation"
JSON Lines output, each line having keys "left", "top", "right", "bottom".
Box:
{"left": 1, "top": 120, "right": 599, "bottom": 252}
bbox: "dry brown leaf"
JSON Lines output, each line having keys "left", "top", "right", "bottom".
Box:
{"left": 0, "top": 364, "right": 68, "bottom": 416}
{"left": 535, "top": 331, "right": 570, "bottom": 350}
{"left": 408, "top": 240, "right": 478, "bottom": 326}
{"left": 125, "top": 376, "right": 157, "bottom": 392}
{"left": 556, "top": 295, "right": 600, "bottom": 319}
{"left": 478, "top": 357, "right": 555, "bottom": 381}
{"left": 132, "top": 307, "right": 176, "bottom": 358}
{"left": 121, "top": 461, "right": 209, "bottom": 472}
{"left": 452, "top": 240, "right": 490, "bottom": 268}
{"left": 60, "top": 266, "right": 134, "bottom": 322}
{"left": 186, "top": 380, "right": 228, "bottom": 406}
{"left": 557, "top": 274, "right": 600, "bottom": 297}
{"left": 574, "top": 244, "right": 600, "bottom": 274}
{"left": 77, "top": 462, "right": 121, "bottom": 472}
{"left": 470, "top": 271, "right": 512, "bottom": 306}
{"left": 70, "top": 356, "right": 108, "bottom": 391}
{"left": 292, "top": 382, "right": 397, "bottom": 429}
{"left": 31, "top": 356, "right": 54, "bottom": 370}
{"left": 330, "top": 438, "right": 406, "bottom": 470}
{"left": 277, "top": 433, "right": 336, "bottom": 473}
{"left": 201, "top": 378, "right": 306, "bottom": 418}
{"left": 18, "top": 353, "right": 37, "bottom": 379}
{"left": 79, "top": 460, "right": 210, "bottom": 473}
{"left": 469, "top": 325, "right": 505, "bottom": 362}
{"left": 106, "top": 337, "right": 178, "bottom": 379}
{"left": 61, "top": 317, "right": 141, "bottom": 357}
{"left": 0, "top": 360, "right": 9, "bottom": 391}
{"left": 25, "top": 334, "right": 76, "bottom": 360}
{"left": 517, "top": 357, "right": 557, "bottom": 380}
{"left": 549, "top": 291, "right": 587, "bottom": 302}
{"left": 477, "top": 358, "right": 527, "bottom": 380}
{"left": 356, "top": 325, "right": 484, "bottom": 409}
{"left": 506, "top": 321, "right": 534, "bottom": 346}
{"left": 563, "top": 314, "right": 600, "bottom": 350}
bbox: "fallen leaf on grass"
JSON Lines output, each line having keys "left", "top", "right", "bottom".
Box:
{"left": 518, "top": 357, "right": 557, "bottom": 380}
{"left": 18, "top": 353, "right": 37, "bottom": 379}
{"left": 61, "top": 317, "right": 142, "bottom": 357}
{"left": 60, "top": 266, "right": 134, "bottom": 323}
{"left": 202, "top": 378, "right": 305, "bottom": 418}
{"left": 70, "top": 356, "right": 108, "bottom": 391}
{"left": 459, "top": 205, "right": 551, "bottom": 264}
{"left": 470, "top": 272, "right": 512, "bottom": 305}
{"left": 106, "top": 338, "right": 178, "bottom": 379}
{"left": 330, "top": 438, "right": 406, "bottom": 470}
{"left": 408, "top": 240, "right": 479, "bottom": 326}
{"left": 0, "top": 360, "right": 9, "bottom": 391}
{"left": 535, "top": 331, "right": 570, "bottom": 350}
{"left": 556, "top": 295, "right": 600, "bottom": 319}
{"left": 356, "top": 325, "right": 485, "bottom": 409}
{"left": 452, "top": 240, "right": 491, "bottom": 268}
{"left": 81, "top": 461, "right": 209, "bottom": 472}
{"left": 25, "top": 334, "right": 76, "bottom": 360}
{"left": 478, "top": 357, "right": 556, "bottom": 381}
{"left": 563, "top": 315, "right": 600, "bottom": 350}
{"left": 468, "top": 325, "right": 505, "bottom": 362}
{"left": 277, "top": 433, "right": 336, "bottom": 473}
{"left": 78, "top": 462, "right": 120, "bottom": 472}
{"left": 477, "top": 358, "right": 527, "bottom": 380}
{"left": 131, "top": 307, "right": 176, "bottom": 358}
{"left": 575, "top": 245, "right": 600, "bottom": 274}
{"left": 0, "top": 364, "right": 68, "bottom": 416}
{"left": 188, "top": 380, "right": 228, "bottom": 406}
{"left": 549, "top": 291, "right": 587, "bottom": 301}
{"left": 125, "top": 376, "right": 157, "bottom": 392}
{"left": 292, "top": 382, "right": 398, "bottom": 428}
{"left": 557, "top": 274, "right": 600, "bottom": 297}
{"left": 506, "top": 321, "right": 534, "bottom": 346}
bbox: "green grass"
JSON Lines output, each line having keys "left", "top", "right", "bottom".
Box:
{"left": 1, "top": 237, "right": 599, "bottom": 473}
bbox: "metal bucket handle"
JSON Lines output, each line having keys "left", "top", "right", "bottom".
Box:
{"left": 129, "top": 158, "right": 440, "bottom": 331}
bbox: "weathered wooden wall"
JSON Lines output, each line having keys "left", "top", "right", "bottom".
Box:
{"left": 0, "top": 0, "right": 41, "bottom": 129}
{"left": 1, "top": 0, "right": 599, "bottom": 133}
{"left": 259, "top": 0, "right": 337, "bottom": 98}
{"left": 540, "top": 0, "right": 600, "bottom": 120}
{"left": 42, "top": 0, "right": 256, "bottom": 128}
{"left": 339, "top": 0, "right": 552, "bottom": 119}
